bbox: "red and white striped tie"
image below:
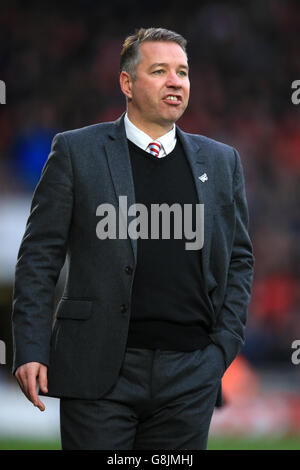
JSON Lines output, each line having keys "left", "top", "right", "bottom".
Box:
{"left": 148, "top": 141, "right": 161, "bottom": 157}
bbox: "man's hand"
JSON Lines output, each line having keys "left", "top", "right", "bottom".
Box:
{"left": 15, "top": 362, "right": 48, "bottom": 411}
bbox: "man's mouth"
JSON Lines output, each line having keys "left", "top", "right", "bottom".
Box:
{"left": 162, "top": 94, "right": 182, "bottom": 104}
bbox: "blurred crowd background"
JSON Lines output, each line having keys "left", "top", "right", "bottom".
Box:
{"left": 0, "top": 0, "right": 299, "bottom": 448}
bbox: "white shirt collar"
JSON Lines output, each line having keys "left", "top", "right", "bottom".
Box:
{"left": 124, "top": 113, "right": 176, "bottom": 157}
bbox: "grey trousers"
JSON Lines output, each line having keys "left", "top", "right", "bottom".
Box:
{"left": 60, "top": 343, "right": 225, "bottom": 450}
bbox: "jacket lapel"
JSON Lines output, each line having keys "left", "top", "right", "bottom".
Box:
{"left": 176, "top": 127, "right": 216, "bottom": 298}
{"left": 104, "top": 114, "right": 137, "bottom": 264}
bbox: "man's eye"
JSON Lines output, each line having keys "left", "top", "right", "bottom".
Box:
{"left": 153, "top": 69, "right": 164, "bottom": 74}
{"left": 178, "top": 71, "right": 187, "bottom": 77}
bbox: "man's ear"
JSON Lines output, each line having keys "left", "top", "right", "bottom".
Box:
{"left": 120, "top": 71, "right": 133, "bottom": 100}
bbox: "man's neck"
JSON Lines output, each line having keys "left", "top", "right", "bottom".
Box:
{"left": 126, "top": 112, "right": 174, "bottom": 140}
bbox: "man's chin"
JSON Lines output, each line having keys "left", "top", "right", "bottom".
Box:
{"left": 166, "top": 105, "right": 186, "bottom": 119}
{"left": 162, "top": 111, "right": 184, "bottom": 126}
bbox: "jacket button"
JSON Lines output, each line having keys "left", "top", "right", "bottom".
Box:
{"left": 125, "top": 266, "right": 133, "bottom": 275}
{"left": 120, "top": 304, "right": 128, "bottom": 313}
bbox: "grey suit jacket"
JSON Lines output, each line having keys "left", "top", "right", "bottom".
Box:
{"left": 12, "top": 113, "right": 254, "bottom": 404}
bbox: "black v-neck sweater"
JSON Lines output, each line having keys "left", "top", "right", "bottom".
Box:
{"left": 126, "top": 138, "right": 212, "bottom": 351}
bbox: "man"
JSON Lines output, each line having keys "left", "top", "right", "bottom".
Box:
{"left": 12, "top": 28, "right": 254, "bottom": 450}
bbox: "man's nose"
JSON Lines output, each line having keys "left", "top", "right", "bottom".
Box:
{"left": 166, "top": 71, "right": 182, "bottom": 88}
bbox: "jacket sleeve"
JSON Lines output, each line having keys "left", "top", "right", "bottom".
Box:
{"left": 209, "top": 149, "right": 254, "bottom": 370}
{"left": 11, "top": 133, "right": 74, "bottom": 374}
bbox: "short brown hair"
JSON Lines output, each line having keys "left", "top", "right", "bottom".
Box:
{"left": 120, "top": 27, "right": 188, "bottom": 80}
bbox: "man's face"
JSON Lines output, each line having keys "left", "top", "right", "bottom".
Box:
{"left": 122, "top": 41, "right": 190, "bottom": 136}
